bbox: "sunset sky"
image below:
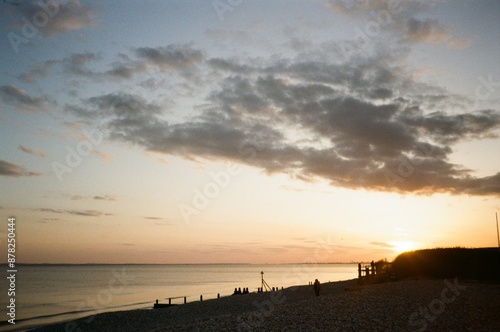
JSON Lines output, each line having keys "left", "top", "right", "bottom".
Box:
{"left": 1, "top": 0, "right": 499, "bottom": 264}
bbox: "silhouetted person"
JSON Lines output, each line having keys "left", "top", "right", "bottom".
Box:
{"left": 313, "top": 279, "right": 321, "bottom": 296}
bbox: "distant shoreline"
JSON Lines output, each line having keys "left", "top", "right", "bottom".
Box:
{"left": 0, "top": 262, "right": 360, "bottom": 266}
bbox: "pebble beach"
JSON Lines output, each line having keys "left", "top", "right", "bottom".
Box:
{"left": 32, "top": 278, "right": 500, "bottom": 331}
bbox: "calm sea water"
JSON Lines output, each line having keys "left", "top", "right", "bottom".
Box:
{"left": 0, "top": 264, "right": 357, "bottom": 331}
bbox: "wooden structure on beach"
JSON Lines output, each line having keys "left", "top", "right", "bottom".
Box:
{"left": 358, "top": 260, "right": 394, "bottom": 284}
{"left": 154, "top": 271, "right": 283, "bottom": 308}
{"left": 154, "top": 293, "right": 221, "bottom": 308}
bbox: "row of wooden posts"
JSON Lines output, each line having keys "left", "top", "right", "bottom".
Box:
{"left": 154, "top": 286, "right": 282, "bottom": 308}
{"left": 154, "top": 293, "right": 222, "bottom": 308}
{"left": 358, "top": 261, "right": 377, "bottom": 278}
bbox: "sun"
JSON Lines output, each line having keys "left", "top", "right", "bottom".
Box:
{"left": 391, "top": 241, "right": 418, "bottom": 254}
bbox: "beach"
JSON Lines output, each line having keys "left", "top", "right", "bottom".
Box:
{"left": 31, "top": 278, "right": 500, "bottom": 331}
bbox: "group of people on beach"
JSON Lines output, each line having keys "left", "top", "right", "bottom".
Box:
{"left": 233, "top": 280, "right": 322, "bottom": 296}
{"left": 233, "top": 287, "right": 249, "bottom": 295}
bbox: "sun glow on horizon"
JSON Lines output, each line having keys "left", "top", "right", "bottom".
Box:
{"left": 391, "top": 241, "right": 419, "bottom": 255}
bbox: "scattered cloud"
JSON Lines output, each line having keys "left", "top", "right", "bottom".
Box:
{"left": 0, "top": 159, "right": 41, "bottom": 177}
{"left": 36, "top": 207, "right": 112, "bottom": 217}
{"left": 0, "top": 85, "right": 52, "bottom": 112}
{"left": 62, "top": 52, "right": 100, "bottom": 76}
{"left": 66, "top": 209, "right": 108, "bottom": 217}
{"left": 37, "top": 217, "right": 59, "bottom": 223}
{"left": 18, "top": 45, "right": 204, "bottom": 85}
{"left": 59, "top": 194, "right": 116, "bottom": 201}
{"left": 405, "top": 18, "right": 449, "bottom": 44}
{"left": 370, "top": 241, "right": 395, "bottom": 248}
{"left": 37, "top": 208, "right": 63, "bottom": 214}
{"left": 18, "top": 60, "right": 58, "bottom": 83}
{"left": 135, "top": 45, "right": 203, "bottom": 70}
{"left": 3, "top": 0, "right": 95, "bottom": 37}
{"left": 93, "top": 195, "right": 116, "bottom": 201}
{"left": 18, "top": 145, "right": 47, "bottom": 158}
{"left": 326, "top": 0, "right": 470, "bottom": 49}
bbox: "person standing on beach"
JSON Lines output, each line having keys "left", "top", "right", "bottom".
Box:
{"left": 313, "top": 279, "right": 321, "bottom": 296}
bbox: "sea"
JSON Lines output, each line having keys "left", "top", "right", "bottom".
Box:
{"left": 0, "top": 264, "right": 358, "bottom": 331}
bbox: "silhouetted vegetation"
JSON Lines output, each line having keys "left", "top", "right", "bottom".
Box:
{"left": 392, "top": 247, "right": 500, "bottom": 281}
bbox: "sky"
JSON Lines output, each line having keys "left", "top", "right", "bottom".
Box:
{"left": 0, "top": 0, "right": 499, "bottom": 264}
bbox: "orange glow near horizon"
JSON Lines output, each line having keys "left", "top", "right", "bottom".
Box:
{"left": 390, "top": 241, "right": 419, "bottom": 255}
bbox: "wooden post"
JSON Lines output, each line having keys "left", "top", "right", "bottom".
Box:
{"left": 496, "top": 212, "right": 499, "bottom": 248}
{"left": 168, "top": 298, "right": 171, "bottom": 305}
{"left": 200, "top": 295, "right": 203, "bottom": 301}
{"left": 184, "top": 296, "right": 186, "bottom": 304}
{"left": 156, "top": 299, "right": 158, "bottom": 304}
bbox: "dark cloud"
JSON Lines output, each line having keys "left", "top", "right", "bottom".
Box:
{"left": 18, "top": 45, "right": 202, "bottom": 84}
{"left": 0, "top": 85, "right": 51, "bottom": 112}
{"left": 17, "top": 53, "right": 100, "bottom": 82}
{"left": 135, "top": 45, "right": 203, "bottom": 70}
{"left": 406, "top": 18, "right": 448, "bottom": 44}
{"left": 104, "top": 63, "right": 137, "bottom": 79}
{"left": 64, "top": 46, "right": 500, "bottom": 196}
{"left": 0, "top": 159, "right": 41, "bottom": 177}
{"left": 3, "top": 0, "right": 95, "bottom": 37}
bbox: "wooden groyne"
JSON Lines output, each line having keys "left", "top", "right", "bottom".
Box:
{"left": 154, "top": 294, "right": 220, "bottom": 308}
{"left": 154, "top": 285, "right": 284, "bottom": 308}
